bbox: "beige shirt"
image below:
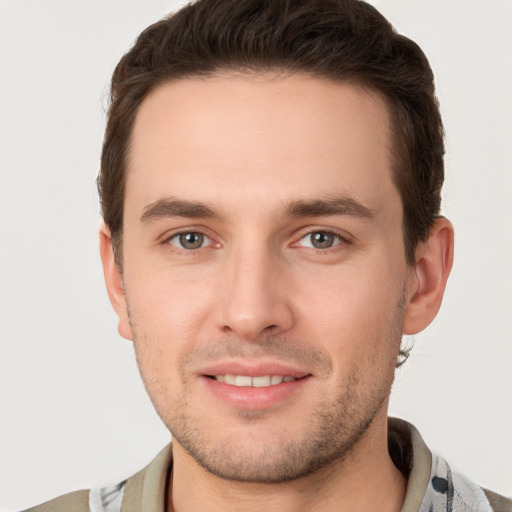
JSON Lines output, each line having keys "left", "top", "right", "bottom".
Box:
{"left": 23, "top": 419, "right": 512, "bottom": 512}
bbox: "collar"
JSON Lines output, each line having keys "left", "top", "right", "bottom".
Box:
{"left": 90, "top": 418, "right": 496, "bottom": 512}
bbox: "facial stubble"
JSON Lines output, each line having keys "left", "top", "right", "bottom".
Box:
{"left": 129, "top": 294, "right": 405, "bottom": 484}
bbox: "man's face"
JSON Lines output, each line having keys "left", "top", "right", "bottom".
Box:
{"left": 116, "top": 74, "right": 416, "bottom": 482}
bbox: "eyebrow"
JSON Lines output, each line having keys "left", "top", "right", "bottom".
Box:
{"left": 283, "top": 196, "right": 375, "bottom": 219}
{"left": 140, "top": 198, "right": 222, "bottom": 223}
{"left": 140, "top": 195, "right": 374, "bottom": 224}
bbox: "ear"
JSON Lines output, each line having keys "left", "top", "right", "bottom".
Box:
{"left": 402, "top": 217, "right": 454, "bottom": 335}
{"left": 99, "top": 223, "right": 134, "bottom": 341}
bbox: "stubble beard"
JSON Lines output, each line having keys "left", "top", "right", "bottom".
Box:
{"left": 169, "top": 371, "right": 390, "bottom": 484}
{"left": 130, "top": 300, "right": 404, "bottom": 484}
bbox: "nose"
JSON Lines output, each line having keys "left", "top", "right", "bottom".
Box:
{"left": 215, "top": 243, "right": 295, "bottom": 341}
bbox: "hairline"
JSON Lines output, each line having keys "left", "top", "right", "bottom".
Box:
{"left": 110, "top": 69, "right": 420, "bottom": 268}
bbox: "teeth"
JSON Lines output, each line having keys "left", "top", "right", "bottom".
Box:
{"left": 253, "top": 376, "right": 271, "bottom": 387}
{"left": 235, "top": 375, "right": 252, "bottom": 387}
{"left": 214, "top": 375, "right": 297, "bottom": 387}
{"left": 224, "top": 374, "right": 236, "bottom": 385}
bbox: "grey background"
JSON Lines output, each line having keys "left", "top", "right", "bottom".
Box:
{"left": 1, "top": 1, "right": 511, "bottom": 509}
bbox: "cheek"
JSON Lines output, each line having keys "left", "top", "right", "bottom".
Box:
{"left": 125, "top": 263, "right": 215, "bottom": 337}
{"left": 124, "top": 267, "right": 219, "bottom": 396}
{"left": 294, "top": 261, "right": 405, "bottom": 360}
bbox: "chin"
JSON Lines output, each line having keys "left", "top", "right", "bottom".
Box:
{"left": 169, "top": 397, "right": 380, "bottom": 484}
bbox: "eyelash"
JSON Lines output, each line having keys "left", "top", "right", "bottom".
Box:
{"left": 294, "top": 229, "right": 349, "bottom": 251}
{"left": 162, "top": 228, "right": 350, "bottom": 255}
{"left": 165, "top": 230, "right": 215, "bottom": 251}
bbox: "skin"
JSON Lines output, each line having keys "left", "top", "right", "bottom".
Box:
{"left": 100, "top": 73, "right": 454, "bottom": 512}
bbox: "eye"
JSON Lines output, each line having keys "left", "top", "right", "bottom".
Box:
{"left": 299, "top": 230, "right": 343, "bottom": 249}
{"left": 168, "top": 231, "right": 211, "bottom": 250}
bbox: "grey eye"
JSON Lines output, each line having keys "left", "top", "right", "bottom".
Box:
{"left": 301, "top": 231, "right": 340, "bottom": 249}
{"left": 169, "top": 232, "right": 209, "bottom": 250}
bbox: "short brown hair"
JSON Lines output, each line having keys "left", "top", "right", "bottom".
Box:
{"left": 98, "top": 0, "right": 444, "bottom": 266}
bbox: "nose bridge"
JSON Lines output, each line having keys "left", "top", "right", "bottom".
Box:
{"left": 217, "top": 236, "right": 293, "bottom": 339}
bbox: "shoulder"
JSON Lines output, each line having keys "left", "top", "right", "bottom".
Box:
{"left": 21, "top": 489, "right": 90, "bottom": 512}
{"left": 19, "top": 481, "right": 127, "bottom": 512}
{"left": 19, "top": 444, "right": 172, "bottom": 512}
{"left": 389, "top": 419, "right": 512, "bottom": 512}
{"left": 483, "top": 488, "right": 512, "bottom": 512}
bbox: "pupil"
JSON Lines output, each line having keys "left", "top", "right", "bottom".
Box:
{"left": 180, "top": 232, "right": 203, "bottom": 249}
{"left": 313, "top": 231, "right": 333, "bottom": 248}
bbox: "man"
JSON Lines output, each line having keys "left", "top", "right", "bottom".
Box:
{"left": 22, "top": 0, "right": 511, "bottom": 511}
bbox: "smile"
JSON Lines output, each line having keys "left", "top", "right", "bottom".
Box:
{"left": 210, "top": 375, "right": 297, "bottom": 387}
{"left": 202, "top": 371, "right": 311, "bottom": 409}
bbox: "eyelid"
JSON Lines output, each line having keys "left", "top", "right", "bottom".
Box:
{"left": 292, "top": 227, "right": 352, "bottom": 249}
{"left": 168, "top": 232, "right": 212, "bottom": 249}
{"left": 158, "top": 225, "right": 352, "bottom": 251}
{"left": 161, "top": 226, "right": 221, "bottom": 251}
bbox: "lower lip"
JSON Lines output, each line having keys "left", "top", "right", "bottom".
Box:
{"left": 200, "top": 376, "right": 310, "bottom": 410}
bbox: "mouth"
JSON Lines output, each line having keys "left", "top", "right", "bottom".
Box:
{"left": 200, "top": 367, "right": 312, "bottom": 410}
{"left": 205, "top": 374, "right": 302, "bottom": 387}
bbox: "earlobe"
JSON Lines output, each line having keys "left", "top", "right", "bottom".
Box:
{"left": 402, "top": 217, "right": 454, "bottom": 335}
{"left": 99, "top": 223, "right": 134, "bottom": 341}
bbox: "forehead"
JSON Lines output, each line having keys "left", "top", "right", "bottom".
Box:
{"left": 126, "top": 73, "right": 398, "bottom": 218}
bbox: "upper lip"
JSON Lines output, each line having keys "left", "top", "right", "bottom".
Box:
{"left": 196, "top": 360, "right": 311, "bottom": 379}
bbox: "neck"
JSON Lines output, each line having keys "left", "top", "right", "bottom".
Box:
{"left": 168, "top": 410, "right": 406, "bottom": 512}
